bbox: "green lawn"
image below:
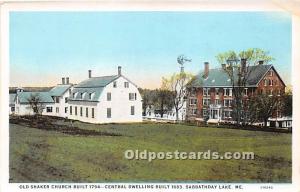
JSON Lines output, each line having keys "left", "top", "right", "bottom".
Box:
{"left": 9, "top": 119, "right": 292, "bottom": 183}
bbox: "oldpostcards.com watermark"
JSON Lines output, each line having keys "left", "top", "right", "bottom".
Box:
{"left": 124, "top": 150, "right": 255, "bottom": 162}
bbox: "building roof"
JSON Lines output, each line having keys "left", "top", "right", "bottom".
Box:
{"left": 75, "top": 75, "right": 119, "bottom": 88}
{"left": 17, "top": 92, "right": 54, "bottom": 104}
{"left": 69, "top": 75, "right": 119, "bottom": 102}
{"left": 9, "top": 94, "right": 16, "bottom": 105}
{"left": 49, "top": 84, "right": 72, "bottom": 97}
{"left": 190, "top": 64, "right": 273, "bottom": 87}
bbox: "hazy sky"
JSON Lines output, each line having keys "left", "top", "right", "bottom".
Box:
{"left": 10, "top": 11, "right": 291, "bottom": 88}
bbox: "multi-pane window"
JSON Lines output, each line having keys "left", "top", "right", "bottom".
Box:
{"left": 107, "top": 108, "right": 111, "bottom": 118}
{"left": 215, "top": 88, "right": 219, "bottom": 96}
{"left": 56, "top": 107, "right": 59, "bottom": 113}
{"left": 203, "top": 98, "right": 210, "bottom": 106}
{"left": 65, "top": 107, "right": 68, "bottom": 113}
{"left": 46, "top": 107, "right": 52, "bottom": 113}
{"left": 131, "top": 106, "right": 135, "bottom": 115}
{"left": 92, "top": 108, "right": 95, "bottom": 118}
{"left": 189, "top": 98, "right": 197, "bottom": 105}
{"left": 80, "top": 107, "right": 83, "bottom": 116}
{"left": 224, "top": 99, "right": 232, "bottom": 107}
{"left": 129, "top": 93, "right": 137, "bottom": 100}
{"left": 203, "top": 88, "right": 210, "bottom": 96}
{"left": 86, "top": 107, "right": 88, "bottom": 117}
{"left": 191, "top": 108, "right": 197, "bottom": 115}
{"left": 75, "top": 106, "right": 78, "bottom": 115}
{"left": 224, "top": 110, "right": 232, "bottom": 118}
{"left": 224, "top": 88, "right": 232, "bottom": 96}
{"left": 202, "top": 109, "right": 208, "bottom": 117}
{"left": 124, "top": 82, "right": 129, "bottom": 88}
{"left": 70, "top": 106, "right": 72, "bottom": 115}
{"left": 107, "top": 92, "right": 111, "bottom": 101}
{"left": 264, "top": 79, "right": 268, "bottom": 86}
{"left": 215, "top": 99, "right": 220, "bottom": 105}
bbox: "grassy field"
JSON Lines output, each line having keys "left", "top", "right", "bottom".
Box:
{"left": 9, "top": 117, "right": 292, "bottom": 183}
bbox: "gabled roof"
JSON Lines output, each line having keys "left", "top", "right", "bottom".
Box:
{"left": 17, "top": 92, "right": 54, "bottom": 104}
{"left": 75, "top": 75, "right": 119, "bottom": 88}
{"left": 49, "top": 84, "right": 72, "bottom": 97}
{"left": 9, "top": 94, "right": 16, "bottom": 105}
{"left": 190, "top": 64, "right": 273, "bottom": 87}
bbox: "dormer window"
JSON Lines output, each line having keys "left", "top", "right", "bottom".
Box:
{"left": 80, "top": 93, "right": 83, "bottom": 99}
{"left": 89, "top": 93, "right": 92, "bottom": 100}
{"left": 113, "top": 81, "right": 117, "bottom": 88}
{"left": 72, "top": 92, "right": 76, "bottom": 98}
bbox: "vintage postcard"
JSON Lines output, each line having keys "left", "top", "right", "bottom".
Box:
{"left": 0, "top": 1, "right": 299, "bottom": 192}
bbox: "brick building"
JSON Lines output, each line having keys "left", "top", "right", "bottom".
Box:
{"left": 186, "top": 62, "right": 286, "bottom": 123}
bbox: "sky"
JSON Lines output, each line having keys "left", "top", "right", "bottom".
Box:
{"left": 9, "top": 11, "right": 292, "bottom": 88}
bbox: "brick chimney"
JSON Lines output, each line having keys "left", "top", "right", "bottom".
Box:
{"left": 204, "top": 62, "right": 209, "bottom": 78}
{"left": 66, "top": 77, "right": 69, "bottom": 84}
{"left": 118, "top": 66, "right": 122, "bottom": 76}
{"left": 62, "top": 77, "right": 65, "bottom": 85}
{"left": 88, "top": 70, "right": 92, "bottom": 78}
{"left": 241, "top": 58, "right": 247, "bottom": 73}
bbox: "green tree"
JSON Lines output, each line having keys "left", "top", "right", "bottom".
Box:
{"left": 216, "top": 48, "right": 275, "bottom": 125}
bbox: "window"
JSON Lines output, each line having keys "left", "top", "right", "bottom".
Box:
{"left": 192, "top": 108, "right": 197, "bottom": 115}
{"left": 270, "top": 79, "right": 273, "bottom": 86}
{"left": 129, "top": 93, "right": 137, "bottom": 100}
{"left": 202, "top": 109, "right": 208, "bottom": 117}
{"left": 124, "top": 82, "right": 129, "bottom": 88}
{"left": 131, "top": 106, "right": 135, "bottom": 115}
{"left": 65, "top": 97, "right": 68, "bottom": 103}
{"left": 80, "top": 107, "right": 83, "bottom": 116}
{"left": 65, "top": 107, "right": 68, "bottom": 113}
{"left": 80, "top": 93, "right": 83, "bottom": 99}
{"left": 215, "top": 99, "right": 220, "bottom": 105}
{"left": 107, "top": 108, "right": 111, "bottom": 118}
{"left": 89, "top": 93, "right": 92, "bottom": 100}
{"left": 86, "top": 107, "right": 88, "bottom": 117}
{"left": 75, "top": 106, "right": 77, "bottom": 115}
{"left": 203, "top": 98, "right": 210, "bottom": 106}
{"left": 56, "top": 107, "right": 59, "bottom": 113}
{"left": 55, "top": 97, "right": 60, "bottom": 103}
{"left": 72, "top": 93, "right": 76, "bottom": 98}
{"left": 46, "top": 107, "right": 52, "bottom": 113}
{"left": 244, "top": 88, "right": 248, "bottom": 96}
{"left": 107, "top": 92, "right": 111, "bottom": 101}
{"left": 70, "top": 106, "right": 72, "bottom": 115}
{"left": 224, "top": 110, "right": 232, "bottom": 118}
{"left": 203, "top": 88, "right": 210, "bottom": 96}
{"left": 11, "top": 107, "right": 15, "bottom": 112}
{"left": 215, "top": 88, "right": 219, "bottom": 96}
{"left": 113, "top": 81, "right": 117, "bottom": 88}
{"left": 229, "top": 88, "right": 232, "bottom": 96}
{"left": 269, "top": 70, "right": 274, "bottom": 76}
{"left": 224, "top": 99, "right": 232, "bottom": 107}
{"left": 189, "top": 98, "right": 197, "bottom": 105}
{"left": 92, "top": 108, "right": 95, "bottom": 118}
{"left": 264, "top": 79, "right": 268, "bottom": 86}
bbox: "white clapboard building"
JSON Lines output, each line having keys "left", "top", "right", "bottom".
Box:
{"left": 68, "top": 67, "right": 143, "bottom": 123}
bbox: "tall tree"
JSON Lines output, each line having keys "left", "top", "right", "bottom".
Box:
{"left": 247, "top": 94, "right": 281, "bottom": 127}
{"left": 216, "top": 48, "right": 274, "bottom": 125}
{"left": 162, "top": 72, "right": 194, "bottom": 121}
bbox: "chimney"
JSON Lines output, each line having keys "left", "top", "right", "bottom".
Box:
{"left": 62, "top": 77, "right": 65, "bottom": 85}
{"left": 118, "top": 66, "right": 122, "bottom": 76}
{"left": 258, "top": 60, "right": 264, "bottom": 65}
{"left": 66, "top": 77, "right": 69, "bottom": 84}
{"left": 241, "top": 58, "right": 247, "bottom": 73}
{"left": 88, "top": 70, "right": 92, "bottom": 78}
{"left": 204, "top": 62, "right": 209, "bottom": 78}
